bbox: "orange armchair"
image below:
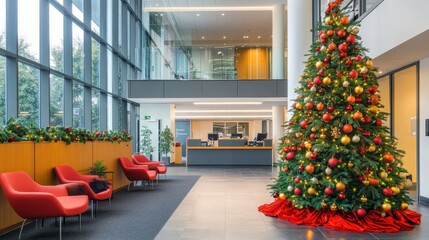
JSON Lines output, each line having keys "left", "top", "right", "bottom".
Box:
{"left": 132, "top": 154, "right": 167, "bottom": 179}
{"left": 54, "top": 165, "right": 112, "bottom": 218}
{"left": 119, "top": 157, "right": 158, "bottom": 191}
{"left": 0, "top": 171, "right": 88, "bottom": 240}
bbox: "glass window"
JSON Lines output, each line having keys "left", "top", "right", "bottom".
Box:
{"left": 107, "top": 94, "right": 112, "bottom": 130}
{"left": 92, "top": 38, "right": 100, "bottom": 86}
{"left": 18, "top": 62, "right": 39, "bottom": 126}
{"left": 50, "top": 4, "right": 64, "bottom": 72}
{"left": 0, "top": 0, "right": 5, "bottom": 49}
{"left": 91, "top": 0, "right": 100, "bottom": 35}
{"left": 91, "top": 89, "right": 100, "bottom": 130}
{"left": 72, "top": 82, "right": 84, "bottom": 128}
{"left": 72, "top": 0, "right": 84, "bottom": 22}
{"left": 107, "top": 50, "right": 113, "bottom": 92}
{"left": 56, "top": 0, "right": 63, "bottom": 5}
{"left": 18, "top": 0, "right": 40, "bottom": 62}
{"left": 50, "top": 74, "right": 64, "bottom": 126}
{"left": 118, "top": 98, "right": 123, "bottom": 130}
{"left": 72, "top": 23, "right": 84, "bottom": 80}
{"left": 0, "top": 55, "right": 5, "bottom": 126}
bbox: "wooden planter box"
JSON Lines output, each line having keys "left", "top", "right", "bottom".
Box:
{"left": 92, "top": 142, "right": 132, "bottom": 191}
{"left": 34, "top": 142, "right": 93, "bottom": 185}
{"left": 0, "top": 142, "right": 35, "bottom": 232}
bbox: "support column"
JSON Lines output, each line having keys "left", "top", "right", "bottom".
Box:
{"left": 287, "top": 0, "right": 313, "bottom": 104}
{"left": 272, "top": 106, "right": 284, "bottom": 163}
{"left": 272, "top": 4, "right": 285, "bottom": 79}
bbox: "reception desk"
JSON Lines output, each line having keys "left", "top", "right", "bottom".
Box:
{"left": 186, "top": 139, "right": 273, "bottom": 166}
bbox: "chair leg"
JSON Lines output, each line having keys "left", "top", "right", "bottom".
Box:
{"left": 79, "top": 214, "right": 82, "bottom": 232}
{"left": 127, "top": 182, "right": 131, "bottom": 191}
{"left": 18, "top": 219, "right": 27, "bottom": 240}
{"left": 91, "top": 200, "right": 94, "bottom": 218}
{"left": 109, "top": 196, "right": 112, "bottom": 208}
{"left": 59, "top": 216, "right": 63, "bottom": 240}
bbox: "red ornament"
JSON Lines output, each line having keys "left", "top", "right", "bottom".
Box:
{"left": 357, "top": 208, "right": 367, "bottom": 218}
{"left": 299, "top": 165, "right": 305, "bottom": 171}
{"left": 363, "top": 131, "right": 371, "bottom": 137}
{"left": 294, "top": 188, "right": 302, "bottom": 195}
{"left": 307, "top": 82, "right": 314, "bottom": 89}
{"left": 316, "top": 46, "right": 321, "bottom": 51}
{"left": 8, "top": 136, "right": 15, "bottom": 142}
{"left": 300, "top": 120, "right": 309, "bottom": 128}
{"left": 309, "top": 133, "right": 316, "bottom": 139}
{"left": 363, "top": 116, "right": 371, "bottom": 123}
{"left": 289, "top": 121, "right": 294, "bottom": 125}
{"left": 273, "top": 193, "right": 279, "bottom": 198}
{"left": 368, "top": 86, "right": 377, "bottom": 94}
{"left": 349, "top": 70, "right": 358, "bottom": 78}
{"left": 320, "top": 38, "right": 326, "bottom": 44}
{"left": 338, "top": 43, "right": 347, "bottom": 52}
{"left": 324, "top": 187, "right": 333, "bottom": 195}
{"left": 336, "top": 72, "right": 342, "bottom": 77}
{"left": 355, "top": 55, "right": 362, "bottom": 62}
{"left": 343, "top": 124, "right": 353, "bottom": 134}
{"left": 322, "top": 112, "right": 333, "bottom": 122}
{"left": 355, "top": 97, "right": 362, "bottom": 103}
{"left": 324, "top": 57, "right": 331, "bottom": 63}
{"left": 346, "top": 105, "right": 353, "bottom": 112}
{"left": 328, "top": 105, "right": 335, "bottom": 112}
{"left": 319, "top": 89, "right": 325, "bottom": 95}
{"left": 318, "top": 69, "right": 325, "bottom": 75}
{"left": 306, "top": 102, "right": 314, "bottom": 110}
{"left": 328, "top": 157, "right": 339, "bottom": 168}
{"left": 346, "top": 35, "right": 356, "bottom": 43}
{"left": 346, "top": 60, "right": 353, "bottom": 66}
{"left": 294, "top": 177, "right": 301, "bottom": 183}
{"left": 337, "top": 30, "right": 346, "bottom": 37}
{"left": 360, "top": 146, "right": 366, "bottom": 154}
{"left": 286, "top": 152, "right": 295, "bottom": 160}
{"left": 291, "top": 146, "right": 297, "bottom": 152}
{"left": 375, "top": 119, "right": 383, "bottom": 126}
{"left": 310, "top": 152, "right": 318, "bottom": 160}
{"left": 357, "top": 127, "right": 363, "bottom": 132}
{"left": 313, "top": 77, "right": 322, "bottom": 85}
{"left": 339, "top": 51, "right": 347, "bottom": 58}
{"left": 383, "top": 188, "right": 393, "bottom": 197}
{"left": 16, "top": 125, "right": 21, "bottom": 130}
{"left": 373, "top": 137, "right": 382, "bottom": 145}
{"left": 338, "top": 192, "right": 346, "bottom": 200}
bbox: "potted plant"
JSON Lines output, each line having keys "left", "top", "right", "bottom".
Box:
{"left": 140, "top": 126, "right": 155, "bottom": 160}
{"left": 89, "top": 160, "right": 108, "bottom": 178}
{"left": 159, "top": 126, "right": 174, "bottom": 165}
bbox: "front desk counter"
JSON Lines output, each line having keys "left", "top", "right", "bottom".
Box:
{"left": 186, "top": 139, "right": 273, "bottom": 166}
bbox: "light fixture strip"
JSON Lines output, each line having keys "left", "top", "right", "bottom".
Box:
{"left": 144, "top": 6, "right": 273, "bottom": 12}
{"left": 176, "top": 115, "right": 272, "bottom": 119}
{"left": 193, "top": 102, "right": 262, "bottom": 105}
{"left": 175, "top": 110, "right": 272, "bottom": 113}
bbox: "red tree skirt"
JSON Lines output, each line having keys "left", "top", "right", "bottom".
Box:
{"left": 258, "top": 199, "right": 421, "bottom": 232}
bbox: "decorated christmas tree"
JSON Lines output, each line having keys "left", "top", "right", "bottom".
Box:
{"left": 259, "top": 0, "right": 421, "bottom": 232}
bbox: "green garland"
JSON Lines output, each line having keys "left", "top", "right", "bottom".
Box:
{"left": 0, "top": 117, "right": 132, "bottom": 144}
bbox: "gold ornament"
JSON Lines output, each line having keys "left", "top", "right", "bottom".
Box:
{"left": 400, "top": 202, "right": 409, "bottom": 210}
{"left": 369, "top": 105, "right": 379, "bottom": 113}
{"left": 325, "top": 16, "right": 333, "bottom": 25}
{"left": 279, "top": 193, "right": 286, "bottom": 200}
{"left": 362, "top": 180, "right": 369, "bottom": 186}
{"left": 343, "top": 80, "right": 350, "bottom": 87}
{"left": 311, "top": 127, "right": 317, "bottom": 132}
{"left": 323, "top": 77, "right": 332, "bottom": 85}
{"left": 347, "top": 162, "right": 354, "bottom": 168}
{"left": 360, "top": 196, "right": 368, "bottom": 203}
{"left": 368, "top": 145, "right": 376, "bottom": 152}
{"left": 315, "top": 61, "right": 324, "bottom": 68}
{"left": 391, "top": 186, "right": 400, "bottom": 195}
{"left": 308, "top": 187, "right": 316, "bottom": 195}
{"left": 321, "top": 201, "right": 327, "bottom": 208}
{"left": 354, "top": 86, "right": 364, "bottom": 95}
{"left": 382, "top": 203, "right": 392, "bottom": 212}
{"left": 341, "top": 135, "right": 351, "bottom": 145}
{"left": 320, "top": 133, "right": 326, "bottom": 139}
{"left": 305, "top": 151, "right": 312, "bottom": 159}
{"left": 379, "top": 172, "right": 388, "bottom": 179}
{"left": 330, "top": 203, "right": 338, "bottom": 211}
{"left": 366, "top": 60, "right": 374, "bottom": 68}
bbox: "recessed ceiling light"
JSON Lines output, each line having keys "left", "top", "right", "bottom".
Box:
{"left": 258, "top": 36, "right": 261, "bottom": 39}
{"left": 176, "top": 110, "right": 272, "bottom": 113}
{"left": 176, "top": 115, "right": 272, "bottom": 119}
{"left": 193, "top": 102, "right": 262, "bottom": 105}
{"left": 221, "top": 13, "right": 225, "bottom": 16}
{"left": 160, "top": 13, "right": 163, "bottom": 16}
{"left": 196, "top": 13, "right": 200, "bottom": 16}
{"left": 201, "top": 36, "right": 205, "bottom": 39}
{"left": 223, "top": 36, "right": 226, "bottom": 39}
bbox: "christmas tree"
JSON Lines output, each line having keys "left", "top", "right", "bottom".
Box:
{"left": 259, "top": 0, "right": 421, "bottom": 232}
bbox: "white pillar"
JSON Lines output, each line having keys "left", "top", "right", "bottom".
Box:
{"left": 287, "top": 0, "right": 313, "bottom": 105}
{"left": 272, "top": 4, "right": 285, "bottom": 79}
{"left": 272, "top": 106, "right": 284, "bottom": 163}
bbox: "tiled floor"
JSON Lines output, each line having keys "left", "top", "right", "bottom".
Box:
{"left": 156, "top": 166, "right": 429, "bottom": 240}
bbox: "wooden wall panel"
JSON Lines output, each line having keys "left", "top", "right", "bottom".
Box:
{"left": 92, "top": 142, "right": 132, "bottom": 191}
{"left": 34, "top": 142, "right": 93, "bottom": 185}
{"left": 0, "top": 142, "right": 35, "bottom": 231}
{"left": 236, "top": 48, "right": 269, "bottom": 80}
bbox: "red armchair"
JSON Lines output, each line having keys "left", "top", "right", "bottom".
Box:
{"left": 132, "top": 154, "right": 167, "bottom": 179}
{"left": 118, "top": 157, "right": 157, "bottom": 191}
{"left": 0, "top": 171, "right": 88, "bottom": 240}
{"left": 54, "top": 165, "right": 112, "bottom": 218}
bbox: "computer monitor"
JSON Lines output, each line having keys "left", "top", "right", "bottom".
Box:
{"left": 256, "top": 133, "right": 267, "bottom": 141}
{"left": 208, "top": 133, "right": 219, "bottom": 141}
{"left": 231, "top": 133, "right": 243, "bottom": 138}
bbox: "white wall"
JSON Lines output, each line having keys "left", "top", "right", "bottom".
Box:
{"left": 140, "top": 104, "right": 173, "bottom": 161}
{"left": 419, "top": 57, "right": 429, "bottom": 198}
{"left": 359, "top": 0, "right": 429, "bottom": 58}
